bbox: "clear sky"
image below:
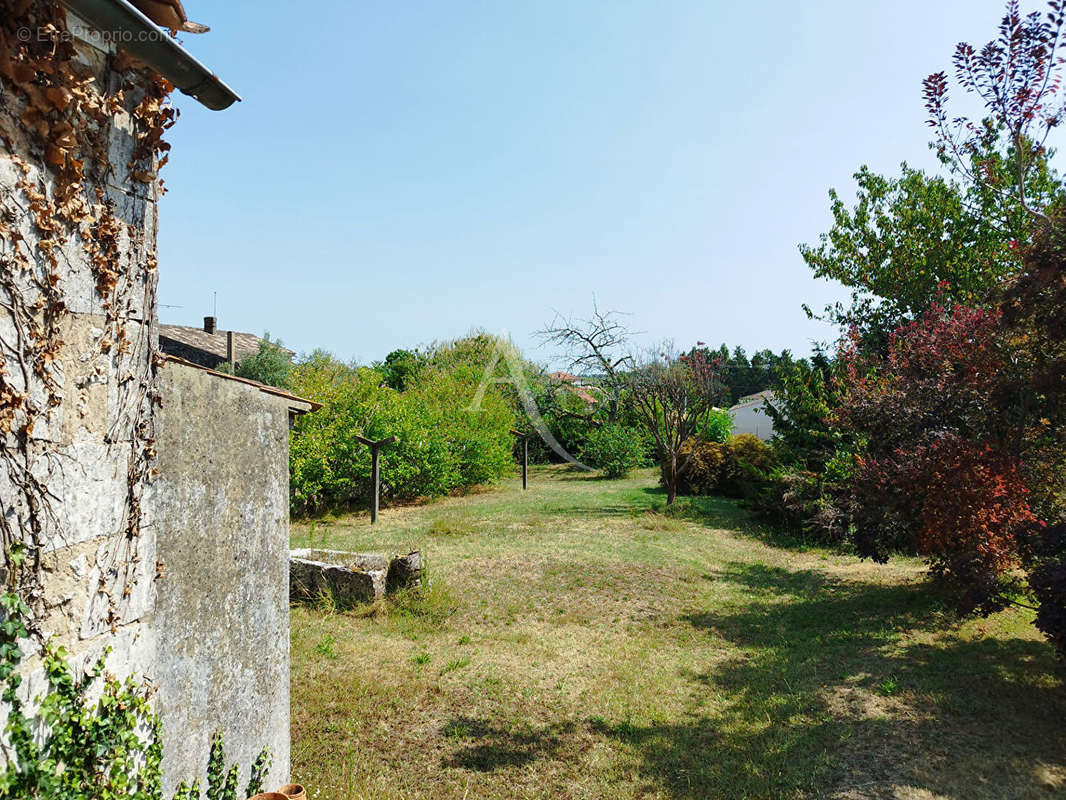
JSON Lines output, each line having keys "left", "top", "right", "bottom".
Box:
{"left": 156, "top": 0, "right": 1016, "bottom": 366}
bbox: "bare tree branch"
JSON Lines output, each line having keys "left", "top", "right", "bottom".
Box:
{"left": 535, "top": 298, "right": 637, "bottom": 422}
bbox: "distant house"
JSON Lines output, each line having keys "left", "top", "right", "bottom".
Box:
{"left": 548, "top": 371, "right": 599, "bottom": 407}
{"left": 729, "top": 390, "right": 777, "bottom": 440}
{"left": 159, "top": 316, "right": 294, "bottom": 371}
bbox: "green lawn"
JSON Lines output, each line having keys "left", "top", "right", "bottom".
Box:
{"left": 289, "top": 466, "right": 1066, "bottom": 800}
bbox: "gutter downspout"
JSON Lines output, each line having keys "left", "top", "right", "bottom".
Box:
{"left": 58, "top": 0, "right": 240, "bottom": 110}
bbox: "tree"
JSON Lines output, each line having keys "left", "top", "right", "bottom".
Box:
{"left": 375, "top": 348, "right": 426, "bottom": 391}
{"left": 537, "top": 300, "right": 633, "bottom": 422}
{"left": 764, "top": 351, "right": 843, "bottom": 472}
{"left": 1002, "top": 211, "right": 1066, "bottom": 656}
{"left": 627, "top": 348, "right": 725, "bottom": 505}
{"left": 692, "top": 344, "right": 797, "bottom": 406}
{"left": 924, "top": 0, "right": 1066, "bottom": 220}
{"left": 803, "top": 0, "right": 1066, "bottom": 348}
{"left": 798, "top": 162, "right": 1057, "bottom": 348}
{"left": 775, "top": 0, "right": 1066, "bottom": 658}
{"left": 217, "top": 332, "right": 292, "bottom": 388}
{"left": 287, "top": 341, "right": 516, "bottom": 514}
{"left": 1001, "top": 209, "right": 1066, "bottom": 518}
{"left": 834, "top": 304, "right": 1041, "bottom": 613}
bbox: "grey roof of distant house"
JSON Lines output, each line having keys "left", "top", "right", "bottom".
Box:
{"left": 732, "top": 389, "right": 777, "bottom": 408}
{"left": 158, "top": 325, "right": 294, "bottom": 363}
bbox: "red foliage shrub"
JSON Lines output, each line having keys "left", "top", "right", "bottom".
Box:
{"left": 913, "top": 437, "right": 1034, "bottom": 613}
{"left": 839, "top": 305, "right": 1038, "bottom": 616}
{"left": 837, "top": 304, "right": 1010, "bottom": 452}
{"left": 851, "top": 435, "right": 1034, "bottom": 610}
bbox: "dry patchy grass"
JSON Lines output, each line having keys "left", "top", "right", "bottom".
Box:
{"left": 290, "top": 466, "right": 1066, "bottom": 800}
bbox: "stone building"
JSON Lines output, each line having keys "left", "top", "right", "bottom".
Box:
{"left": 0, "top": 1, "right": 307, "bottom": 791}
{"left": 148, "top": 356, "right": 312, "bottom": 789}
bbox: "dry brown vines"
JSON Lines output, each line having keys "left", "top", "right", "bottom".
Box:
{"left": 0, "top": 0, "right": 175, "bottom": 630}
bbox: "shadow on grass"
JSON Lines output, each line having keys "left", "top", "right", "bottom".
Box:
{"left": 642, "top": 489, "right": 834, "bottom": 551}
{"left": 434, "top": 562, "right": 1064, "bottom": 798}
{"left": 590, "top": 562, "right": 1066, "bottom": 799}
{"left": 441, "top": 717, "right": 581, "bottom": 771}
{"left": 553, "top": 472, "right": 606, "bottom": 483}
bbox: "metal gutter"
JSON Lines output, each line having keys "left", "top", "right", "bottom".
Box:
{"left": 58, "top": 0, "right": 240, "bottom": 110}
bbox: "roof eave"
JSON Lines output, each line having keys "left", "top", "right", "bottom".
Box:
{"left": 58, "top": 0, "right": 240, "bottom": 110}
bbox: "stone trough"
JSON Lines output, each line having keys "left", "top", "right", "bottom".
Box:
{"left": 289, "top": 548, "right": 422, "bottom": 609}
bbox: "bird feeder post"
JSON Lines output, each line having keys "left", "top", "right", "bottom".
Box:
{"left": 510, "top": 429, "right": 530, "bottom": 490}
{"left": 354, "top": 435, "right": 398, "bottom": 523}
{"left": 371, "top": 445, "right": 381, "bottom": 524}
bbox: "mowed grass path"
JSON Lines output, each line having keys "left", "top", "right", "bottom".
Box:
{"left": 290, "top": 467, "right": 1066, "bottom": 800}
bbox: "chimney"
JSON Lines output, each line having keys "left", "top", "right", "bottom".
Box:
{"left": 226, "top": 330, "right": 235, "bottom": 369}
{"left": 203, "top": 316, "right": 217, "bottom": 334}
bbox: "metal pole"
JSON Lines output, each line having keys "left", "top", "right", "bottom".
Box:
{"left": 354, "top": 434, "right": 396, "bottom": 525}
{"left": 522, "top": 438, "right": 528, "bottom": 490}
{"left": 370, "top": 444, "right": 380, "bottom": 524}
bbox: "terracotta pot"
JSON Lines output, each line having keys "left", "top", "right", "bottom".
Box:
{"left": 249, "top": 794, "right": 288, "bottom": 800}
{"left": 278, "top": 785, "right": 307, "bottom": 800}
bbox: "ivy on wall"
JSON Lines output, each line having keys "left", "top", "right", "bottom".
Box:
{"left": 0, "top": 577, "right": 270, "bottom": 799}
{"left": 0, "top": 0, "right": 173, "bottom": 629}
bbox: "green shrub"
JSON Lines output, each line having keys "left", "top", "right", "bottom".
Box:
{"left": 747, "top": 467, "right": 845, "bottom": 542}
{"left": 727, "top": 434, "right": 778, "bottom": 494}
{"left": 288, "top": 340, "right": 515, "bottom": 515}
{"left": 580, "top": 424, "right": 647, "bottom": 478}
{"left": 746, "top": 442, "right": 861, "bottom": 546}
{"left": 694, "top": 407, "right": 733, "bottom": 442}
{"left": 676, "top": 435, "right": 727, "bottom": 495}
{"left": 677, "top": 433, "right": 777, "bottom": 498}
{"left": 375, "top": 348, "right": 427, "bottom": 391}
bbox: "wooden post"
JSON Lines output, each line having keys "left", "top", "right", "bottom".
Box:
{"left": 354, "top": 434, "right": 398, "bottom": 524}
{"left": 510, "top": 429, "right": 530, "bottom": 490}
{"left": 370, "top": 444, "right": 381, "bottom": 524}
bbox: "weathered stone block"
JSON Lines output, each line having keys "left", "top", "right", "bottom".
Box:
{"left": 289, "top": 549, "right": 423, "bottom": 609}
{"left": 289, "top": 557, "right": 381, "bottom": 609}
{"left": 387, "top": 551, "right": 423, "bottom": 593}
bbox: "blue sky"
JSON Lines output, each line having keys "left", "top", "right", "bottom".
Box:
{"left": 157, "top": 0, "right": 1016, "bottom": 366}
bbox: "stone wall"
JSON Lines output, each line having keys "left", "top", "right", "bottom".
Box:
{"left": 147, "top": 360, "right": 309, "bottom": 792}
{"left": 0, "top": 7, "right": 162, "bottom": 690}
{"left": 1, "top": 6, "right": 303, "bottom": 792}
